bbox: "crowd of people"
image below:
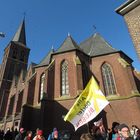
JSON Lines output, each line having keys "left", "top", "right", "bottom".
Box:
{"left": 80, "top": 122, "right": 140, "bottom": 140}
{"left": 0, "top": 127, "right": 59, "bottom": 140}
{"left": 0, "top": 122, "right": 140, "bottom": 140}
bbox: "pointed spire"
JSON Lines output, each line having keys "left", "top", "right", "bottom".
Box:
{"left": 12, "top": 18, "right": 26, "bottom": 45}
{"left": 92, "top": 25, "right": 97, "bottom": 34}
{"left": 51, "top": 45, "right": 55, "bottom": 52}
{"left": 68, "top": 32, "right": 70, "bottom": 36}
{"left": 51, "top": 45, "right": 54, "bottom": 50}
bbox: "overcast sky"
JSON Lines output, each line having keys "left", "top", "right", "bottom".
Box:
{"left": 0, "top": 0, "right": 140, "bottom": 70}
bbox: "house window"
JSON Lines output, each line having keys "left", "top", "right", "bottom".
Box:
{"left": 39, "top": 73, "right": 45, "bottom": 101}
{"left": 101, "top": 63, "right": 116, "bottom": 96}
{"left": 61, "top": 60, "right": 69, "bottom": 96}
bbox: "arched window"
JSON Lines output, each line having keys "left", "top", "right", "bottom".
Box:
{"left": 101, "top": 63, "right": 116, "bottom": 96}
{"left": 20, "top": 51, "right": 25, "bottom": 61}
{"left": 40, "top": 73, "right": 45, "bottom": 101}
{"left": 61, "top": 60, "right": 69, "bottom": 96}
{"left": 13, "top": 49, "right": 17, "bottom": 59}
{"left": 82, "top": 62, "right": 89, "bottom": 87}
{"left": 7, "top": 95, "right": 15, "bottom": 116}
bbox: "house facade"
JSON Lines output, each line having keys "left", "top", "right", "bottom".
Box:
{"left": 116, "top": 0, "right": 140, "bottom": 59}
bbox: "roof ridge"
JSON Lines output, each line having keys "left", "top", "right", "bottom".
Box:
{"left": 79, "top": 33, "right": 117, "bottom": 56}
{"left": 35, "top": 49, "right": 54, "bottom": 67}
{"left": 56, "top": 35, "right": 81, "bottom": 53}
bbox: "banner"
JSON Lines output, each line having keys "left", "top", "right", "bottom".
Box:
{"left": 64, "top": 76, "right": 109, "bottom": 131}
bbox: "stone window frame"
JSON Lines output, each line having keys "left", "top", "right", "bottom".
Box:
{"left": 12, "top": 48, "right": 18, "bottom": 59}
{"left": 101, "top": 63, "right": 117, "bottom": 96}
{"left": 15, "top": 90, "right": 24, "bottom": 114}
{"left": 20, "top": 50, "right": 25, "bottom": 62}
{"left": 39, "top": 73, "right": 45, "bottom": 102}
{"left": 61, "top": 60, "right": 69, "bottom": 96}
{"left": 7, "top": 95, "right": 15, "bottom": 116}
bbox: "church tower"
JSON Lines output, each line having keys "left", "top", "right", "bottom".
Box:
{"left": 0, "top": 19, "right": 30, "bottom": 121}
{"left": 116, "top": 0, "right": 140, "bottom": 60}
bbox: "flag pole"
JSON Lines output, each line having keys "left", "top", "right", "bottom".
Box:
{"left": 86, "top": 122, "right": 89, "bottom": 133}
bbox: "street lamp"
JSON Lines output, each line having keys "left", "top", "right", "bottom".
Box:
{"left": 0, "top": 32, "right": 5, "bottom": 38}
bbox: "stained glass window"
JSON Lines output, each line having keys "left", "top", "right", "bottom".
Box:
{"left": 101, "top": 63, "right": 116, "bottom": 96}
{"left": 61, "top": 60, "right": 69, "bottom": 96}
{"left": 40, "top": 73, "right": 45, "bottom": 101}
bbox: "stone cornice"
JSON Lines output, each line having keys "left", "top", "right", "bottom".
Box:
{"left": 116, "top": 0, "right": 140, "bottom": 16}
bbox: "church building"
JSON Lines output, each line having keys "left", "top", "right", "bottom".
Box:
{"left": 0, "top": 15, "right": 140, "bottom": 137}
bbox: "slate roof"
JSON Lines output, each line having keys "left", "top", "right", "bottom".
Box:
{"left": 36, "top": 33, "right": 118, "bottom": 68}
{"left": 12, "top": 19, "right": 26, "bottom": 46}
{"left": 35, "top": 49, "right": 54, "bottom": 67}
{"left": 31, "top": 62, "right": 37, "bottom": 67}
{"left": 79, "top": 33, "right": 117, "bottom": 57}
{"left": 55, "top": 35, "right": 82, "bottom": 54}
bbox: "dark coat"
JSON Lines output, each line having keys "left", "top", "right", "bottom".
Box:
{"left": 15, "top": 133, "right": 25, "bottom": 140}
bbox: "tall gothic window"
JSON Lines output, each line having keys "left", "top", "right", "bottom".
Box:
{"left": 82, "top": 62, "right": 89, "bottom": 87}
{"left": 13, "top": 49, "right": 17, "bottom": 59}
{"left": 7, "top": 95, "right": 15, "bottom": 116}
{"left": 16, "top": 91, "right": 23, "bottom": 114}
{"left": 8, "top": 63, "right": 15, "bottom": 80}
{"left": 39, "top": 73, "right": 45, "bottom": 101}
{"left": 20, "top": 51, "right": 25, "bottom": 61}
{"left": 101, "top": 63, "right": 116, "bottom": 96}
{"left": 61, "top": 60, "right": 69, "bottom": 96}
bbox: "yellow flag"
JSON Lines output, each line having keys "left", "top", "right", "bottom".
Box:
{"left": 64, "top": 76, "right": 109, "bottom": 131}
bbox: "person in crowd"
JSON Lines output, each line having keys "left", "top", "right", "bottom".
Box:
{"left": 47, "top": 127, "right": 59, "bottom": 140}
{"left": 116, "top": 123, "right": 132, "bottom": 140}
{"left": 89, "top": 123, "right": 107, "bottom": 140}
{"left": 13, "top": 128, "right": 19, "bottom": 139}
{"left": 24, "top": 131, "right": 32, "bottom": 140}
{"left": 94, "top": 119, "right": 107, "bottom": 140}
{"left": 3, "top": 128, "right": 13, "bottom": 140}
{"left": 0, "top": 129, "right": 4, "bottom": 140}
{"left": 80, "top": 133, "right": 95, "bottom": 140}
{"left": 130, "top": 125, "right": 139, "bottom": 140}
{"left": 32, "top": 128, "right": 39, "bottom": 139}
{"left": 136, "top": 129, "right": 140, "bottom": 140}
{"left": 33, "top": 130, "right": 45, "bottom": 140}
{"left": 108, "top": 122, "right": 120, "bottom": 140}
{"left": 15, "top": 127, "right": 25, "bottom": 140}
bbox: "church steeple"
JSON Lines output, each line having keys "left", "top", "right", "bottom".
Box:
{"left": 12, "top": 19, "right": 26, "bottom": 45}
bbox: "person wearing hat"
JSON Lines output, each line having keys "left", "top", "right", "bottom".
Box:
{"left": 24, "top": 131, "right": 32, "bottom": 140}
{"left": 116, "top": 124, "right": 133, "bottom": 140}
{"left": 33, "top": 130, "right": 45, "bottom": 140}
{"left": 47, "top": 127, "right": 59, "bottom": 140}
{"left": 15, "top": 127, "right": 25, "bottom": 140}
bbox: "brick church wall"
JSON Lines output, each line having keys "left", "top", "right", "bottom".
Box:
{"left": 91, "top": 52, "right": 137, "bottom": 96}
